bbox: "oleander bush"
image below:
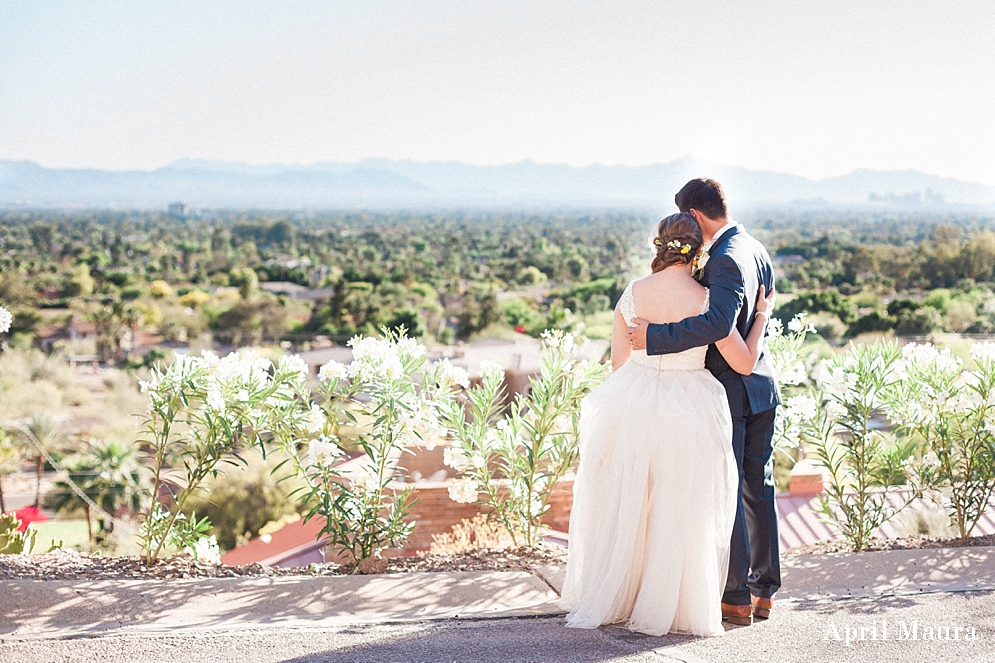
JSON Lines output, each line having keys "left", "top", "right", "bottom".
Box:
{"left": 438, "top": 330, "right": 610, "bottom": 547}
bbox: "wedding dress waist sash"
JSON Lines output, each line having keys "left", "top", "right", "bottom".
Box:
{"left": 627, "top": 347, "right": 707, "bottom": 372}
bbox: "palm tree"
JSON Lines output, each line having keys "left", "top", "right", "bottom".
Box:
{"left": 16, "top": 414, "right": 64, "bottom": 508}
{"left": 0, "top": 428, "right": 23, "bottom": 513}
{"left": 87, "top": 306, "right": 121, "bottom": 364}
{"left": 46, "top": 439, "right": 143, "bottom": 542}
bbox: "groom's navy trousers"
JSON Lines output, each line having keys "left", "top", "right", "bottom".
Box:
{"left": 645, "top": 225, "right": 781, "bottom": 606}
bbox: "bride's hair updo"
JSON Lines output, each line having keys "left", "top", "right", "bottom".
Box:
{"left": 651, "top": 212, "right": 703, "bottom": 273}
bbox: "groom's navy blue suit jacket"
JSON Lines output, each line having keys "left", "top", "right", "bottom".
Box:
{"left": 646, "top": 225, "right": 781, "bottom": 413}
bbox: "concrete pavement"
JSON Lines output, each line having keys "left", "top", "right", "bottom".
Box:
{"left": 2, "top": 546, "right": 994, "bottom": 662}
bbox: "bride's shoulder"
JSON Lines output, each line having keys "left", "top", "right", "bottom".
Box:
{"left": 632, "top": 271, "right": 705, "bottom": 293}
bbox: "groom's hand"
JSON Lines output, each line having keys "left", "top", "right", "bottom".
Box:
{"left": 626, "top": 318, "right": 649, "bottom": 350}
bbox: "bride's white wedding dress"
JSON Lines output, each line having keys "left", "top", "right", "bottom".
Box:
{"left": 561, "top": 282, "right": 738, "bottom": 637}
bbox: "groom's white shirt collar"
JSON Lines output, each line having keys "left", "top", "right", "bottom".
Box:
{"left": 705, "top": 220, "right": 738, "bottom": 249}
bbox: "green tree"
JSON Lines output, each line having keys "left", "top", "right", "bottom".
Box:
{"left": 229, "top": 267, "right": 258, "bottom": 300}
{"left": 45, "top": 440, "right": 143, "bottom": 542}
{"left": 12, "top": 414, "right": 65, "bottom": 508}
{"left": 182, "top": 453, "right": 299, "bottom": 551}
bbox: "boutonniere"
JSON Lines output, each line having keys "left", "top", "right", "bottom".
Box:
{"left": 692, "top": 246, "right": 710, "bottom": 280}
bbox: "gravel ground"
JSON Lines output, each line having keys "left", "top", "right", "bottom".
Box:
{"left": 0, "top": 544, "right": 568, "bottom": 581}
{"left": 785, "top": 533, "right": 995, "bottom": 556}
{"left": 4, "top": 533, "right": 990, "bottom": 579}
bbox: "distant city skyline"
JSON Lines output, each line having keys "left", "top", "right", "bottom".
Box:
{"left": 2, "top": 1, "right": 994, "bottom": 185}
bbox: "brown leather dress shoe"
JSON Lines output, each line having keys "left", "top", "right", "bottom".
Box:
{"left": 721, "top": 602, "right": 753, "bottom": 626}
{"left": 751, "top": 596, "right": 773, "bottom": 620}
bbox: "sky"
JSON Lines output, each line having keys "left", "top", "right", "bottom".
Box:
{"left": 2, "top": 0, "right": 994, "bottom": 184}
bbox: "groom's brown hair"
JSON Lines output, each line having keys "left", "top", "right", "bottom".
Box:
{"left": 675, "top": 179, "right": 728, "bottom": 221}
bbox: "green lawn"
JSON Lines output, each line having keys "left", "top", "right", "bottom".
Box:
{"left": 580, "top": 310, "right": 615, "bottom": 341}
{"left": 29, "top": 520, "right": 90, "bottom": 552}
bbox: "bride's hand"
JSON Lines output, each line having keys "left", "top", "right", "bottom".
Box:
{"left": 756, "top": 284, "right": 775, "bottom": 315}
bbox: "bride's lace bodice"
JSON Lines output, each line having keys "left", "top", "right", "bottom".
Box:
{"left": 619, "top": 280, "right": 709, "bottom": 371}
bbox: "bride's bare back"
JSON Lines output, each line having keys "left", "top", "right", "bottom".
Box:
{"left": 613, "top": 266, "right": 775, "bottom": 374}
{"left": 611, "top": 267, "right": 706, "bottom": 370}
{"left": 631, "top": 269, "right": 708, "bottom": 325}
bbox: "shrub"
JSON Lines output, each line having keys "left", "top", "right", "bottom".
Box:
{"left": 803, "top": 341, "right": 922, "bottom": 552}
{"left": 292, "top": 330, "right": 441, "bottom": 566}
{"left": 181, "top": 451, "right": 301, "bottom": 551}
{"left": 891, "top": 342, "right": 995, "bottom": 538}
{"left": 438, "top": 330, "right": 609, "bottom": 547}
{"left": 137, "top": 349, "right": 314, "bottom": 563}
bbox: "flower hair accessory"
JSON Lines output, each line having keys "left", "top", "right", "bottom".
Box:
{"left": 664, "top": 239, "right": 692, "bottom": 254}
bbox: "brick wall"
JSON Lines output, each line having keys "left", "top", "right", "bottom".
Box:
{"left": 390, "top": 478, "right": 575, "bottom": 556}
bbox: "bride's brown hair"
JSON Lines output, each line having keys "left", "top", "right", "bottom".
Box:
{"left": 651, "top": 212, "right": 703, "bottom": 273}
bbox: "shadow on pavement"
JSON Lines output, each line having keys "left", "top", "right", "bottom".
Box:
{"left": 273, "top": 617, "right": 704, "bottom": 663}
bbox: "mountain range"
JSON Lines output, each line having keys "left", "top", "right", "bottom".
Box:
{"left": 1, "top": 157, "right": 993, "bottom": 209}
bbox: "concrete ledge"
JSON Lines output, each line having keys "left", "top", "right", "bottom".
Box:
{"left": 1, "top": 571, "right": 560, "bottom": 640}
{"left": 536, "top": 546, "right": 995, "bottom": 604}
{"left": 780, "top": 545, "right": 995, "bottom": 601}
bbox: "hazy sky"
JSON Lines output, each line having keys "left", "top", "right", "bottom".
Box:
{"left": 2, "top": 0, "right": 994, "bottom": 184}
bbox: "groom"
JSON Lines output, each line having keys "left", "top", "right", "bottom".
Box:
{"left": 627, "top": 178, "right": 781, "bottom": 626}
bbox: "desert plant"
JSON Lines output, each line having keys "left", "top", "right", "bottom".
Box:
{"left": 12, "top": 414, "right": 65, "bottom": 508}
{"left": 0, "top": 512, "right": 36, "bottom": 554}
{"left": 137, "top": 349, "right": 315, "bottom": 563}
{"left": 804, "top": 341, "right": 922, "bottom": 551}
{"left": 766, "top": 314, "right": 818, "bottom": 458}
{"left": 428, "top": 513, "right": 515, "bottom": 555}
{"left": 45, "top": 439, "right": 143, "bottom": 543}
{"left": 892, "top": 342, "right": 995, "bottom": 538}
{"left": 0, "top": 428, "right": 22, "bottom": 513}
{"left": 439, "top": 330, "right": 610, "bottom": 547}
{"left": 292, "top": 330, "right": 441, "bottom": 568}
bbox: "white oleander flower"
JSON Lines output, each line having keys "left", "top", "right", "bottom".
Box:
{"left": 787, "top": 313, "right": 816, "bottom": 335}
{"left": 348, "top": 336, "right": 391, "bottom": 363}
{"left": 205, "top": 382, "right": 226, "bottom": 414}
{"left": 436, "top": 359, "right": 470, "bottom": 390}
{"left": 189, "top": 535, "right": 221, "bottom": 564}
{"left": 235, "top": 389, "right": 250, "bottom": 402}
{"left": 306, "top": 435, "right": 342, "bottom": 468}
{"left": 784, "top": 394, "right": 818, "bottom": 422}
{"left": 199, "top": 349, "right": 221, "bottom": 368}
{"left": 214, "top": 349, "right": 271, "bottom": 383}
{"left": 280, "top": 354, "right": 310, "bottom": 384}
{"left": 383, "top": 355, "right": 404, "bottom": 379}
{"left": 350, "top": 471, "right": 379, "bottom": 495}
{"left": 0, "top": 306, "right": 12, "bottom": 334}
{"left": 479, "top": 360, "right": 504, "bottom": 381}
{"left": 448, "top": 477, "right": 479, "bottom": 504}
{"left": 767, "top": 316, "right": 783, "bottom": 339}
{"left": 443, "top": 445, "right": 472, "bottom": 472}
{"left": 139, "top": 374, "right": 162, "bottom": 394}
{"left": 971, "top": 341, "right": 995, "bottom": 366}
{"left": 304, "top": 404, "right": 326, "bottom": 433}
{"left": 532, "top": 476, "right": 549, "bottom": 494}
{"left": 318, "top": 360, "right": 349, "bottom": 382}
{"left": 922, "top": 450, "right": 941, "bottom": 468}
{"left": 397, "top": 336, "right": 426, "bottom": 361}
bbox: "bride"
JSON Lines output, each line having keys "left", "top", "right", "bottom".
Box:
{"left": 560, "top": 212, "right": 774, "bottom": 637}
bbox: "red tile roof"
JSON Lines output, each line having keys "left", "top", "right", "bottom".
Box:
{"left": 220, "top": 517, "right": 325, "bottom": 567}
